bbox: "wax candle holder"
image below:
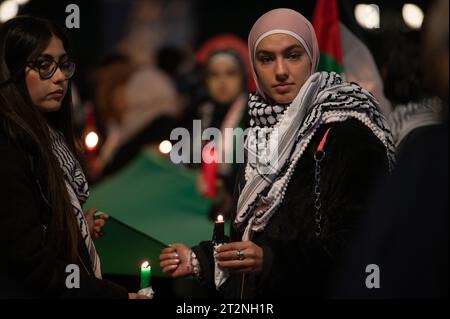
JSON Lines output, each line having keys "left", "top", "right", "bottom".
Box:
{"left": 137, "top": 286, "right": 155, "bottom": 298}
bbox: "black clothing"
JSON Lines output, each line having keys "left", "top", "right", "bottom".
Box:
{"left": 0, "top": 133, "right": 128, "bottom": 299}
{"left": 334, "top": 120, "right": 449, "bottom": 298}
{"left": 193, "top": 119, "right": 389, "bottom": 298}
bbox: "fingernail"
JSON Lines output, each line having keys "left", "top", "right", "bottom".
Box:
{"left": 94, "top": 210, "right": 105, "bottom": 217}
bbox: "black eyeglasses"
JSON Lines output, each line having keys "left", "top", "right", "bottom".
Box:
{"left": 28, "top": 57, "right": 76, "bottom": 80}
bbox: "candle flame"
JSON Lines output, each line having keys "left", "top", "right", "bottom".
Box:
{"left": 217, "top": 214, "right": 224, "bottom": 222}
{"left": 141, "top": 261, "right": 151, "bottom": 269}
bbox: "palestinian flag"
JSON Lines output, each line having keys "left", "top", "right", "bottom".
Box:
{"left": 312, "top": 0, "right": 344, "bottom": 74}
{"left": 312, "top": 0, "right": 392, "bottom": 115}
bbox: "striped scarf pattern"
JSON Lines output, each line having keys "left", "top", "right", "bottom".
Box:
{"left": 235, "top": 72, "right": 396, "bottom": 241}
{"left": 388, "top": 98, "right": 443, "bottom": 148}
{"left": 48, "top": 127, "right": 102, "bottom": 279}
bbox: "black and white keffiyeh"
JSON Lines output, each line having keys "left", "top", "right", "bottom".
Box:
{"left": 48, "top": 127, "right": 102, "bottom": 279}
{"left": 388, "top": 98, "right": 443, "bottom": 148}
{"left": 235, "top": 72, "right": 396, "bottom": 241}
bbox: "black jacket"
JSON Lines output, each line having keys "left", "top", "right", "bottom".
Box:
{"left": 192, "top": 119, "right": 390, "bottom": 298}
{"left": 0, "top": 133, "right": 128, "bottom": 299}
{"left": 334, "top": 120, "right": 449, "bottom": 298}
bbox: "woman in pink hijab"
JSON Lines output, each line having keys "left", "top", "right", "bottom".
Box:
{"left": 161, "top": 8, "right": 395, "bottom": 298}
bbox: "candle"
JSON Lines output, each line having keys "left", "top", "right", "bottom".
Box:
{"left": 213, "top": 214, "right": 225, "bottom": 244}
{"left": 202, "top": 146, "right": 217, "bottom": 198}
{"left": 140, "top": 260, "right": 151, "bottom": 289}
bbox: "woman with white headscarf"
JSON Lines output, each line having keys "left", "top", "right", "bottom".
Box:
{"left": 160, "top": 8, "right": 395, "bottom": 298}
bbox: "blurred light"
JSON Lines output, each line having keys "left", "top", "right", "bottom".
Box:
{"left": 0, "top": 0, "right": 19, "bottom": 22}
{"left": 159, "top": 140, "right": 172, "bottom": 154}
{"left": 13, "top": 0, "right": 30, "bottom": 5}
{"left": 217, "top": 214, "right": 224, "bottom": 222}
{"left": 85, "top": 131, "right": 99, "bottom": 151}
{"left": 355, "top": 4, "right": 380, "bottom": 29}
{"left": 402, "top": 4, "right": 424, "bottom": 29}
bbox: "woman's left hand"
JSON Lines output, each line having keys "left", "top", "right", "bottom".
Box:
{"left": 85, "top": 208, "right": 110, "bottom": 240}
{"left": 215, "top": 241, "right": 263, "bottom": 274}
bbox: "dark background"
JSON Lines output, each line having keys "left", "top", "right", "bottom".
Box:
{"left": 6, "top": 0, "right": 430, "bottom": 102}
{"left": 11, "top": 0, "right": 432, "bottom": 66}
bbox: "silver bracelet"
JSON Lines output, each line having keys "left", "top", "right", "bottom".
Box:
{"left": 190, "top": 250, "right": 201, "bottom": 279}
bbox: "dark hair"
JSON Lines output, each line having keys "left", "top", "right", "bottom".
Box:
{"left": 95, "top": 57, "right": 134, "bottom": 124}
{"left": 0, "top": 16, "right": 80, "bottom": 262}
{"left": 382, "top": 32, "right": 428, "bottom": 106}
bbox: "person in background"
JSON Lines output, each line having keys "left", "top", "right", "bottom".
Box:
{"left": 194, "top": 49, "right": 250, "bottom": 217}
{"left": 382, "top": 31, "right": 443, "bottom": 157}
{"left": 334, "top": 0, "right": 448, "bottom": 298}
{"left": 90, "top": 57, "right": 135, "bottom": 180}
{"left": 0, "top": 16, "right": 147, "bottom": 299}
{"left": 92, "top": 54, "right": 180, "bottom": 179}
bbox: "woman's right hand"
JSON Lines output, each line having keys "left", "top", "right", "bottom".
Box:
{"left": 159, "top": 243, "right": 192, "bottom": 278}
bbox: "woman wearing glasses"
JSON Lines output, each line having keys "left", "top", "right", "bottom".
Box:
{"left": 0, "top": 16, "right": 146, "bottom": 299}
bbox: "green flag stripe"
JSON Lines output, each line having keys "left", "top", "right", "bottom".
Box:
{"left": 318, "top": 52, "right": 344, "bottom": 74}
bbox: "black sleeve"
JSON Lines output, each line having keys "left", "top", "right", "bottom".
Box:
{"left": 0, "top": 143, "right": 128, "bottom": 299}
{"left": 60, "top": 272, "right": 129, "bottom": 299}
{"left": 257, "top": 120, "right": 390, "bottom": 296}
{"left": 191, "top": 241, "right": 216, "bottom": 287}
{"left": 334, "top": 122, "right": 449, "bottom": 298}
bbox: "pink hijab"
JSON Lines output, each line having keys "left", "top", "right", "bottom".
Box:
{"left": 248, "top": 8, "right": 320, "bottom": 99}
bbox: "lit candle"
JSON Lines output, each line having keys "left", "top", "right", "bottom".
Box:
{"left": 213, "top": 214, "right": 225, "bottom": 244}
{"left": 140, "top": 260, "right": 151, "bottom": 289}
